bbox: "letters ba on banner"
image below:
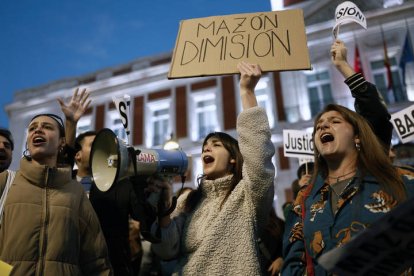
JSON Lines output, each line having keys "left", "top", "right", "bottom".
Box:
{"left": 283, "top": 129, "right": 314, "bottom": 159}
{"left": 391, "top": 104, "right": 414, "bottom": 144}
{"left": 168, "top": 9, "right": 311, "bottom": 79}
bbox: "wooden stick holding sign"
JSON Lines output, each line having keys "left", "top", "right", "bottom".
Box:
{"left": 299, "top": 158, "right": 314, "bottom": 175}
{"left": 112, "top": 95, "right": 132, "bottom": 145}
{"left": 168, "top": 9, "right": 311, "bottom": 79}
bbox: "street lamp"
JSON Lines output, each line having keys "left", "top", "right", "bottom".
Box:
{"left": 163, "top": 133, "right": 180, "bottom": 150}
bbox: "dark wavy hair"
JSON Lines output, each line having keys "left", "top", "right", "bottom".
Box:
{"left": 311, "top": 104, "right": 406, "bottom": 202}
{"left": 185, "top": 132, "right": 244, "bottom": 211}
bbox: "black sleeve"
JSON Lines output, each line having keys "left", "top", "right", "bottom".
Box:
{"left": 345, "top": 73, "right": 393, "bottom": 150}
{"left": 128, "top": 176, "right": 157, "bottom": 237}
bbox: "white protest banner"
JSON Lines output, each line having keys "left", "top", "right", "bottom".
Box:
{"left": 333, "top": 1, "right": 367, "bottom": 38}
{"left": 318, "top": 196, "right": 414, "bottom": 275}
{"left": 390, "top": 104, "right": 414, "bottom": 144}
{"left": 169, "top": 9, "right": 311, "bottom": 79}
{"left": 283, "top": 129, "right": 314, "bottom": 159}
{"left": 112, "top": 95, "right": 131, "bottom": 144}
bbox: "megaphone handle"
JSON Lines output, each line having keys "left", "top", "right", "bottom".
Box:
{"left": 158, "top": 195, "right": 177, "bottom": 218}
{"left": 127, "top": 147, "right": 140, "bottom": 177}
{"left": 150, "top": 193, "right": 177, "bottom": 244}
{"left": 157, "top": 174, "right": 185, "bottom": 217}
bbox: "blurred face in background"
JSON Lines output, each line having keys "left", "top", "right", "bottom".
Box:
{"left": 0, "top": 136, "right": 12, "bottom": 172}
{"left": 389, "top": 147, "right": 396, "bottom": 164}
{"left": 75, "top": 135, "right": 96, "bottom": 173}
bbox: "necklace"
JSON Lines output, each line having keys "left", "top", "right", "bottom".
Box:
{"left": 330, "top": 177, "right": 354, "bottom": 215}
{"left": 327, "top": 170, "right": 356, "bottom": 183}
{"left": 330, "top": 177, "right": 354, "bottom": 198}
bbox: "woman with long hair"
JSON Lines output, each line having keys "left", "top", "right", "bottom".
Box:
{"left": 150, "top": 62, "right": 276, "bottom": 275}
{"left": 282, "top": 104, "right": 413, "bottom": 275}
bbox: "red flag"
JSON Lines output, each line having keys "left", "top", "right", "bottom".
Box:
{"left": 382, "top": 32, "right": 394, "bottom": 90}
{"left": 354, "top": 44, "right": 364, "bottom": 76}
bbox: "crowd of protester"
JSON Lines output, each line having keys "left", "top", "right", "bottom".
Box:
{"left": 0, "top": 39, "right": 413, "bottom": 276}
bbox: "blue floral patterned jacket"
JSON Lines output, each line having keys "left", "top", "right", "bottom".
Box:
{"left": 282, "top": 173, "right": 414, "bottom": 275}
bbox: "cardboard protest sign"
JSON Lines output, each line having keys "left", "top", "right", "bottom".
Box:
{"left": 168, "top": 9, "right": 311, "bottom": 79}
{"left": 112, "top": 95, "right": 131, "bottom": 144}
{"left": 333, "top": 1, "right": 367, "bottom": 38}
{"left": 390, "top": 104, "right": 414, "bottom": 144}
{"left": 318, "top": 196, "right": 414, "bottom": 275}
{"left": 283, "top": 129, "right": 314, "bottom": 159}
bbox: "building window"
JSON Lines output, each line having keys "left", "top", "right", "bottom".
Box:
{"left": 383, "top": 0, "right": 403, "bottom": 8}
{"left": 251, "top": 76, "right": 275, "bottom": 128}
{"left": 235, "top": 75, "right": 275, "bottom": 126}
{"left": 306, "top": 71, "right": 333, "bottom": 117}
{"left": 370, "top": 57, "right": 406, "bottom": 103}
{"left": 76, "top": 116, "right": 93, "bottom": 135}
{"left": 106, "top": 111, "right": 128, "bottom": 142}
{"left": 190, "top": 89, "right": 219, "bottom": 141}
{"left": 146, "top": 99, "right": 171, "bottom": 147}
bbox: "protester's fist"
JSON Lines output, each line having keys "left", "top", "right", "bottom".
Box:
{"left": 237, "top": 61, "right": 262, "bottom": 93}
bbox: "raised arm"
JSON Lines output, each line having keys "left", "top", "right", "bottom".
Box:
{"left": 236, "top": 62, "right": 275, "bottom": 209}
{"left": 58, "top": 88, "right": 91, "bottom": 148}
{"left": 331, "top": 40, "right": 392, "bottom": 150}
{"left": 237, "top": 61, "right": 262, "bottom": 110}
{"left": 331, "top": 39, "right": 356, "bottom": 79}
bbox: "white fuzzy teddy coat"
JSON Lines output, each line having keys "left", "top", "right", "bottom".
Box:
{"left": 152, "top": 107, "right": 276, "bottom": 275}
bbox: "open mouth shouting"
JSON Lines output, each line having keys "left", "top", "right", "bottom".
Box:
{"left": 320, "top": 133, "right": 334, "bottom": 144}
{"left": 32, "top": 136, "right": 47, "bottom": 146}
{"left": 203, "top": 155, "right": 215, "bottom": 165}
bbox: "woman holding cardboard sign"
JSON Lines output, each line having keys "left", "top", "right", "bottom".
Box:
{"left": 149, "top": 61, "right": 276, "bottom": 275}
{"left": 282, "top": 41, "right": 414, "bottom": 275}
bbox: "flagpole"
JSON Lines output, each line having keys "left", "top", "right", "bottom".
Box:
{"left": 380, "top": 24, "right": 395, "bottom": 103}
{"left": 408, "top": 20, "right": 414, "bottom": 89}
{"left": 404, "top": 17, "right": 414, "bottom": 69}
{"left": 401, "top": 18, "right": 414, "bottom": 92}
{"left": 353, "top": 32, "right": 364, "bottom": 78}
{"left": 404, "top": 18, "right": 412, "bottom": 43}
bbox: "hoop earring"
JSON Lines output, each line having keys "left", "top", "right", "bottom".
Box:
{"left": 355, "top": 142, "right": 361, "bottom": 152}
{"left": 23, "top": 148, "right": 32, "bottom": 161}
